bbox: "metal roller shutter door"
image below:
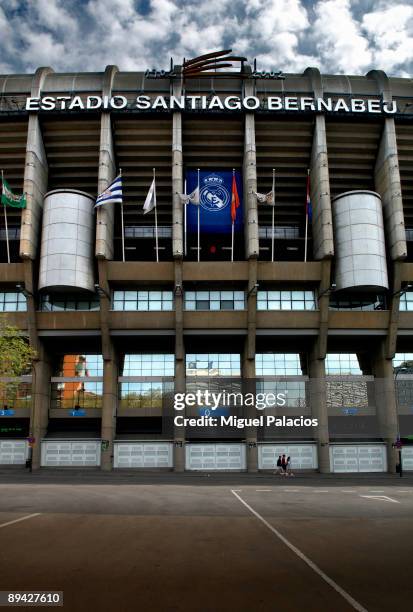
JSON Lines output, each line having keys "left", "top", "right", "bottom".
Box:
{"left": 330, "top": 445, "right": 386, "bottom": 473}
{"left": 185, "top": 443, "right": 246, "bottom": 470}
{"left": 114, "top": 443, "right": 173, "bottom": 468}
{"left": 258, "top": 444, "right": 318, "bottom": 470}
{"left": 402, "top": 447, "right": 413, "bottom": 471}
{"left": 0, "top": 440, "right": 27, "bottom": 465}
{"left": 41, "top": 441, "right": 101, "bottom": 466}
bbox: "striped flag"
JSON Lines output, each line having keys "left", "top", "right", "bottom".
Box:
{"left": 231, "top": 174, "right": 240, "bottom": 223}
{"left": 95, "top": 175, "right": 122, "bottom": 208}
{"left": 306, "top": 171, "right": 312, "bottom": 221}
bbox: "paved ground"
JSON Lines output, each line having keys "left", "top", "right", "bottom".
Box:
{"left": 0, "top": 471, "right": 412, "bottom": 612}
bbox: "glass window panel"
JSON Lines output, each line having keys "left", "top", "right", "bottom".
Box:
{"left": 162, "top": 301, "right": 173, "bottom": 310}
{"left": 292, "top": 301, "right": 305, "bottom": 310}
{"left": 196, "top": 300, "right": 209, "bottom": 310}
{"left": 234, "top": 300, "right": 245, "bottom": 310}
{"left": 124, "top": 291, "right": 136, "bottom": 300}
{"left": 257, "top": 300, "right": 266, "bottom": 310}
{"left": 149, "top": 301, "right": 162, "bottom": 310}
{"left": 221, "top": 300, "right": 234, "bottom": 310}
{"left": 281, "top": 301, "right": 290, "bottom": 310}
{"left": 210, "top": 301, "right": 220, "bottom": 310}
{"left": 185, "top": 301, "right": 195, "bottom": 310}
{"left": 209, "top": 291, "right": 220, "bottom": 300}
{"left": 197, "top": 291, "right": 209, "bottom": 300}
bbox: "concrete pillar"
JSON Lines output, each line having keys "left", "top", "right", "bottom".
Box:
{"left": 375, "top": 120, "right": 407, "bottom": 261}
{"left": 244, "top": 259, "right": 258, "bottom": 472}
{"left": 304, "top": 68, "right": 334, "bottom": 261}
{"left": 96, "top": 65, "right": 118, "bottom": 260}
{"left": 174, "top": 260, "right": 185, "bottom": 471}
{"left": 20, "top": 67, "right": 52, "bottom": 259}
{"left": 243, "top": 76, "right": 259, "bottom": 259}
{"left": 372, "top": 343, "right": 399, "bottom": 473}
{"left": 368, "top": 69, "right": 407, "bottom": 262}
{"left": 101, "top": 346, "right": 118, "bottom": 471}
{"left": 98, "top": 260, "right": 117, "bottom": 471}
{"left": 308, "top": 348, "right": 330, "bottom": 473}
{"left": 171, "top": 74, "right": 184, "bottom": 259}
{"left": 31, "top": 347, "right": 51, "bottom": 470}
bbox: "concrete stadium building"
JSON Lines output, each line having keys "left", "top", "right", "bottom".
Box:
{"left": 1, "top": 57, "right": 413, "bottom": 473}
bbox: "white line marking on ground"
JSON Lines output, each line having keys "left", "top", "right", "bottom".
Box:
{"left": 314, "top": 490, "right": 329, "bottom": 493}
{"left": 232, "top": 489, "right": 242, "bottom": 492}
{"left": 341, "top": 490, "right": 356, "bottom": 493}
{"left": 368, "top": 490, "right": 384, "bottom": 493}
{"left": 360, "top": 495, "right": 400, "bottom": 504}
{"left": 231, "top": 490, "right": 368, "bottom": 612}
{"left": 0, "top": 513, "right": 41, "bottom": 530}
{"left": 284, "top": 489, "right": 299, "bottom": 492}
{"left": 256, "top": 489, "right": 271, "bottom": 492}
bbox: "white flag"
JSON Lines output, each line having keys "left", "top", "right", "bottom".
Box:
{"left": 179, "top": 186, "right": 199, "bottom": 205}
{"left": 143, "top": 178, "right": 156, "bottom": 214}
{"left": 255, "top": 191, "right": 274, "bottom": 205}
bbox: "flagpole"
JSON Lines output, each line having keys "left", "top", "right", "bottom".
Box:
{"left": 197, "top": 168, "right": 200, "bottom": 263}
{"left": 119, "top": 168, "right": 125, "bottom": 263}
{"left": 1, "top": 171, "right": 10, "bottom": 264}
{"left": 154, "top": 168, "right": 159, "bottom": 263}
{"left": 271, "top": 168, "right": 275, "bottom": 263}
{"left": 304, "top": 168, "right": 309, "bottom": 263}
{"left": 184, "top": 179, "right": 187, "bottom": 257}
{"left": 231, "top": 168, "right": 235, "bottom": 263}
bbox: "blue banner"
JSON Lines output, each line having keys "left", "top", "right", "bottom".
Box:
{"left": 186, "top": 170, "right": 243, "bottom": 235}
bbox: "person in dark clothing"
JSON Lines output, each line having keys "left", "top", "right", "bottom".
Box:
{"left": 274, "top": 455, "right": 282, "bottom": 475}
{"left": 281, "top": 454, "right": 287, "bottom": 475}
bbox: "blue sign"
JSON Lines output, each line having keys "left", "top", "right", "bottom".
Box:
{"left": 0, "top": 409, "right": 15, "bottom": 416}
{"left": 69, "top": 409, "right": 86, "bottom": 417}
{"left": 186, "top": 170, "right": 243, "bottom": 235}
{"left": 342, "top": 408, "right": 359, "bottom": 416}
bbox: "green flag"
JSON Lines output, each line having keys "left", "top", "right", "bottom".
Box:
{"left": 1, "top": 178, "right": 26, "bottom": 209}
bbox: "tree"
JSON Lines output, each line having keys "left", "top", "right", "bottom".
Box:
{"left": 0, "top": 315, "right": 37, "bottom": 407}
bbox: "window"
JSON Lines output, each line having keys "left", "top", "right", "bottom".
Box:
{"left": 393, "top": 353, "right": 413, "bottom": 369}
{"left": 184, "top": 291, "right": 245, "bottom": 311}
{"left": 113, "top": 290, "right": 174, "bottom": 311}
{"left": 51, "top": 381, "right": 103, "bottom": 410}
{"left": 329, "top": 293, "right": 386, "bottom": 311}
{"left": 256, "top": 353, "right": 303, "bottom": 376}
{"left": 399, "top": 291, "right": 413, "bottom": 311}
{"left": 40, "top": 294, "right": 99, "bottom": 311}
{"left": 186, "top": 354, "right": 241, "bottom": 377}
{"left": 54, "top": 354, "right": 104, "bottom": 377}
{"left": 121, "top": 354, "right": 175, "bottom": 377}
{"left": 325, "top": 354, "right": 362, "bottom": 375}
{"left": 119, "top": 381, "right": 174, "bottom": 409}
{"left": 0, "top": 292, "right": 27, "bottom": 312}
{"left": 0, "top": 379, "right": 32, "bottom": 410}
{"left": 259, "top": 226, "right": 299, "bottom": 240}
{"left": 257, "top": 290, "right": 316, "bottom": 311}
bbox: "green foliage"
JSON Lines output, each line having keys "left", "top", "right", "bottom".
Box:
{"left": 0, "top": 316, "right": 36, "bottom": 400}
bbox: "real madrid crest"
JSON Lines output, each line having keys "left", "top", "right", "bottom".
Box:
{"left": 200, "top": 174, "right": 230, "bottom": 213}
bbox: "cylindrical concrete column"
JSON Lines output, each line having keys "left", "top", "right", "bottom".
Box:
{"left": 373, "top": 347, "right": 399, "bottom": 473}
{"left": 39, "top": 190, "right": 95, "bottom": 292}
{"left": 101, "top": 353, "right": 118, "bottom": 471}
{"left": 308, "top": 351, "right": 330, "bottom": 473}
{"left": 31, "top": 352, "right": 52, "bottom": 470}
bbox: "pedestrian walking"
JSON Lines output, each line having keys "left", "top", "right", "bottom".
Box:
{"left": 286, "top": 456, "right": 294, "bottom": 477}
{"left": 274, "top": 455, "right": 282, "bottom": 475}
{"left": 281, "top": 454, "right": 287, "bottom": 476}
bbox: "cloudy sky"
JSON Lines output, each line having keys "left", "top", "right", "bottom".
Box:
{"left": 0, "top": 0, "right": 412, "bottom": 77}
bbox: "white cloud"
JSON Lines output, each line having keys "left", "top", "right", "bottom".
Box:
{"left": 0, "top": 0, "right": 411, "bottom": 77}
{"left": 312, "top": 0, "right": 372, "bottom": 73}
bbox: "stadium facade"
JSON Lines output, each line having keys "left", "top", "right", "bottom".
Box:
{"left": 1, "top": 57, "right": 413, "bottom": 473}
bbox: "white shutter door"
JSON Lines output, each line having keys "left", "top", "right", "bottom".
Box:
{"left": 41, "top": 441, "right": 100, "bottom": 466}
{"left": 330, "top": 445, "right": 386, "bottom": 473}
{"left": 258, "top": 444, "right": 318, "bottom": 470}
{"left": 358, "top": 446, "right": 386, "bottom": 472}
{"left": 114, "top": 443, "right": 173, "bottom": 468}
{"left": 186, "top": 444, "right": 246, "bottom": 470}
{"left": 330, "top": 446, "right": 359, "bottom": 473}
{"left": 402, "top": 447, "right": 413, "bottom": 471}
{"left": 0, "top": 440, "right": 27, "bottom": 465}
